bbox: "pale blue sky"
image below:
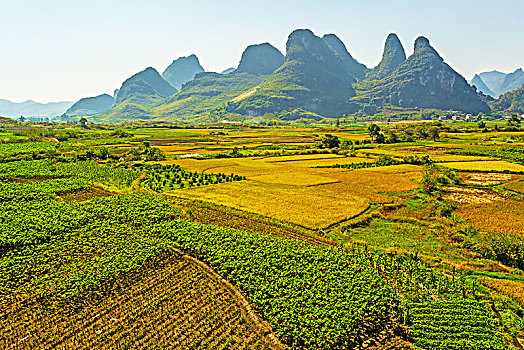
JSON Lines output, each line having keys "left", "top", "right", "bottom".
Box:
{"left": 1, "top": 0, "right": 523, "bottom": 102}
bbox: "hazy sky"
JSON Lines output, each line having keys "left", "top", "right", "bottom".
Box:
{"left": 1, "top": 0, "right": 523, "bottom": 103}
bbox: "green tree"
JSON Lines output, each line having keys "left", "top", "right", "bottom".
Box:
{"left": 145, "top": 147, "right": 166, "bottom": 161}
{"left": 340, "top": 140, "right": 353, "bottom": 149}
{"left": 79, "top": 117, "right": 88, "bottom": 128}
{"left": 415, "top": 126, "right": 427, "bottom": 140}
{"left": 320, "top": 134, "right": 340, "bottom": 149}
{"left": 506, "top": 114, "right": 521, "bottom": 130}
{"left": 97, "top": 147, "right": 110, "bottom": 159}
{"left": 386, "top": 132, "right": 398, "bottom": 144}
{"left": 368, "top": 124, "right": 380, "bottom": 141}
{"left": 428, "top": 127, "right": 440, "bottom": 141}
{"left": 505, "top": 117, "right": 518, "bottom": 131}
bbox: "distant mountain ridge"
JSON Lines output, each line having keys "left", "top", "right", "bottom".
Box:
{"left": 162, "top": 55, "right": 205, "bottom": 90}
{"left": 66, "top": 94, "right": 114, "bottom": 116}
{"left": 0, "top": 99, "right": 73, "bottom": 118}
{"left": 68, "top": 28, "right": 513, "bottom": 123}
{"left": 227, "top": 29, "right": 360, "bottom": 118}
{"left": 471, "top": 74, "right": 495, "bottom": 96}
{"left": 491, "top": 84, "right": 524, "bottom": 113}
{"left": 236, "top": 43, "right": 284, "bottom": 75}
{"left": 472, "top": 69, "right": 524, "bottom": 97}
{"left": 355, "top": 36, "right": 489, "bottom": 114}
{"left": 367, "top": 33, "right": 406, "bottom": 80}
{"left": 114, "top": 67, "right": 177, "bottom": 106}
{"left": 322, "top": 34, "right": 368, "bottom": 80}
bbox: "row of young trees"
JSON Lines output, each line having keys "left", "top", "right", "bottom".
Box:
{"left": 368, "top": 124, "right": 440, "bottom": 143}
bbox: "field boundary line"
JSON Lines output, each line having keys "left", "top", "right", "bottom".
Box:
{"left": 303, "top": 180, "right": 341, "bottom": 187}
{"left": 164, "top": 195, "right": 336, "bottom": 246}
{"left": 182, "top": 254, "right": 288, "bottom": 350}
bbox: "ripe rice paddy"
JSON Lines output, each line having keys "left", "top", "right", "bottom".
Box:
{"left": 161, "top": 157, "right": 423, "bottom": 227}
{"left": 504, "top": 178, "right": 524, "bottom": 194}
{"left": 437, "top": 160, "right": 524, "bottom": 172}
{"left": 425, "top": 154, "right": 495, "bottom": 162}
{"left": 445, "top": 186, "right": 505, "bottom": 204}
{"left": 456, "top": 200, "right": 524, "bottom": 236}
{"left": 263, "top": 153, "right": 343, "bottom": 162}
{"left": 318, "top": 165, "right": 424, "bottom": 193}
{"left": 274, "top": 156, "right": 373, "bottom": 168}
{"left": 166, "top": 180, "right": 370, "bottom": 229}
{"left": 461, "top": 172, "right": 522, "bottom": 186}
{"left": 479, "top": 277, "right": 524, "bottom": 308}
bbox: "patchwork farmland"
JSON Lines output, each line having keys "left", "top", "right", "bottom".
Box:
{"left": 1, "top": 118, "right": 523, "bottom": 349}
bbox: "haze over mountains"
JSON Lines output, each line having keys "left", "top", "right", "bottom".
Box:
{"left": 161, "top": 55, "right": 205, "bottom": 90}
{"left": 65, "top": 94, "right": 114, "bottom": 117}
{"left": 471, "top": 69, "right": 524, "bottom": 97}
{"left": 2, "top": 29, "right": 523, "bottom": 121}
{"left": 0, "top": 99, "right": 73, "bottom": 118}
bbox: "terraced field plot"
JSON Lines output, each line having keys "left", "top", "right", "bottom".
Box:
{"left": 437, "top": 160, "right": 524, "bottom": 172}
{"left": 167, "top": 180, "right": 370, "bottom": 229}
{"left": 479, "top": 277, "right": 524, "bottom": 308}
{"left": 461, "top": 172, "right": 522, "bottom": 185}
{"left": 163, "top": 158, "right": 423, "bottom": 227}
{"left": 317, "top": 164, "right": 424, "bottom": 193}
{"left": 272, "top": 156, "right": 373, "bottom": 168}
{"left": 263, "top": 153, "right": 344, "bottom": 162}
{"left": 157, "top": 145, "right": 226, "bottom": 156}
{"left": 407, "top": 300, "right": 506, "bottom": 350}
{"left": 425, "top": 154, "right": 495, "bottom": 162}
{"left": 1, "top": 256, "right": 269, "bottom": 350}
{"left": 2, "top": 121, "right": 523, "bottom": 349}
{"left": 456, "top": 200, "right": 524, "bottom": 236}
{"left": 445, "top": 186, "right": 505, "bottom": 204}
{"left": 504, "top": 178, "right": 524, "bottom": 194}
{"left": 360, "top": 148, "right": 495, "bottom": 163}
{"left": 167, "top": 157, "right": 341, "bottom": 186}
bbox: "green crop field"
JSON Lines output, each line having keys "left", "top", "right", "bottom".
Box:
{"left": 1, "top": 120, "right": 523, "bottom": 349}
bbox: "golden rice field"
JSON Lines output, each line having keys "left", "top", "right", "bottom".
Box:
{"left": 436, "top": 160, "right": 524, "bottom": 172}
{"left": 163, "top": 158, "right": 421, "bottom": 227}
{"left": 263, "top": 153, "right": 342, "bottom": 162}
{"left": 274, "top": 156, "right": 373, "bottom": 168}
{"left": 248, "top": 171, "right": 337, "bottom": 186}
{"left": 329, "top": 131, "right": 370, "bottom": 141}
{"left": 424, "top": 154, "right": 495, "bottom": 162}
{"left": 504, "top": 178, "right": 524, "bottom": 194}
{"left": 456, "top": 200, "right": 524, "bottom": 236}
{"left": 160, "top": 158, "right": 240, "bottom": 173}
{"left": 316, "top": 181, "right": 392, "bottom": 204}
{"left": 166, "top": 180, "right": 370, "bottom": 229}
{"left": 157, "top": 145, "right": 226, "bottom": 155}
{"left": 317, "top": 165, "right": 423, "bottom": 193}
{"left": 358, "top": 149, "right": 413, "bottom": 157}
{"left": 356, "top": 149, "right": 493, "bottom": 163}
{"left": 479, "top": 277, "right": 524, "bottom": 308}
{"left": 461, "top": 172, "right": 521, "bottom": 186}
{"left": 166, "top": 157, "right": 339, "bottom": 186}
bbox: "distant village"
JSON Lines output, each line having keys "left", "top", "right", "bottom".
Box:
{"left": 438, "top": 112, "right": 523, "bottom": 122}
